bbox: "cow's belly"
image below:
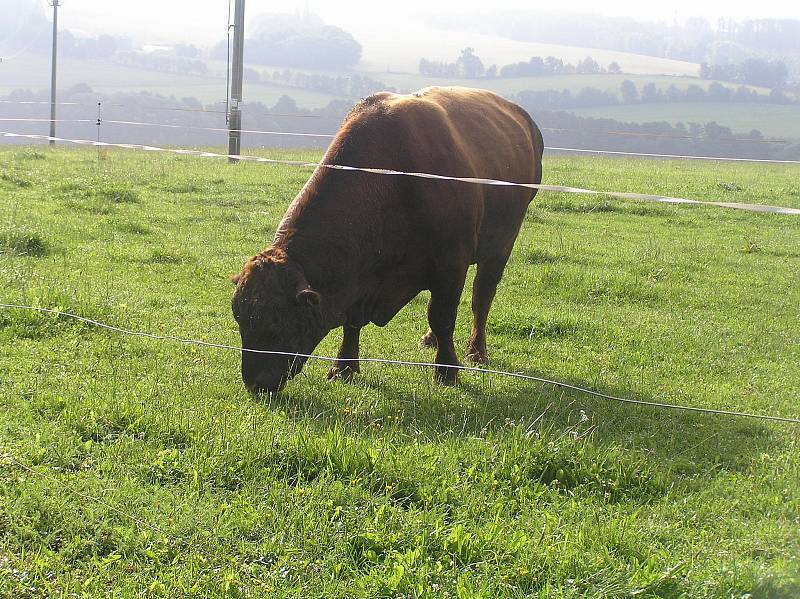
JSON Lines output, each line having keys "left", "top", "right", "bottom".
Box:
{"left": 474, "top": 187, "right": 535, "bottom": 262}
{"left": 346, "top": 273, "right": 427, "bottom": 329}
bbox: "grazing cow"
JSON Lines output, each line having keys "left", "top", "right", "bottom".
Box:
{"left": 232, "top": 86, "right": 544, "bottom": 393}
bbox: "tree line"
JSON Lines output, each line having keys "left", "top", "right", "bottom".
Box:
{"left": 116, "top": 52, "right": 209, "bottom": 77}
{"left": 2, "top": 85, "right": 798, "bottom": 160}
{"left": 243, "top": 70, "right": 394, "bottom": 100}
{"left": 419, "top": 49, "right": 622, "bottom": 79}
{"left": 529, "top": 109, "right": 799, "bottom": 161}
{"left": 699, "top": 58, "right": 789, "bottom": 89}
{"left": 514, "top": 80, "right": 796, "bottom": 111}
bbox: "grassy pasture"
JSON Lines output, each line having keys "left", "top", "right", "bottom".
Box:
{"left": 0, "top": 54, "right": 344, "bottom": 109}
{"left": 0, "top": 147, "right": 799, "bottom": 597}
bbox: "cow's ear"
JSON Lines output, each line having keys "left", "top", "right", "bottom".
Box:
{"left": 231, "top": 273, "right": 241, "bottom": 286}
{"left": 296, "top": 288, "right": 321, "bottom": 307}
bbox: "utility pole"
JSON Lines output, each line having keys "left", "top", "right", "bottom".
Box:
{"left": 49, "top": 0, "right": 60, "bottom": 146}
{"left": 228, "top": 0, "right": 246, "bottom": 163}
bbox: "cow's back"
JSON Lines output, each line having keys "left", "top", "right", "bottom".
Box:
{"left": 380, "top": 87, "right": 542, "bottom": 263}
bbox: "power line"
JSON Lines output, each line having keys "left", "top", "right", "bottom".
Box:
{"left": 541, "top": 127, "right": 787, "bottom": 144}
{"left": 545, "top": 146, "right": 800, "bottom": 163}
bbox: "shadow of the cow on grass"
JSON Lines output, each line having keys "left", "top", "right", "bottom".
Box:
{"left": 253, "top": 361, "right": 779, "bottom": 483}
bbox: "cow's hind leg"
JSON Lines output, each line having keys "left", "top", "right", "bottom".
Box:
{"left": 327, "top": 325, "right": 361, "bottom": 383}
{"left": 428, "top": 270, "right": 468, "bottom": 385}
{"left": 466, "top": 254, "right": 511, "bottom": 365}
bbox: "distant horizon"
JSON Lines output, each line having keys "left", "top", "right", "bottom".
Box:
{"left": 31, "top": 0, "right": 800, "bottom": 47}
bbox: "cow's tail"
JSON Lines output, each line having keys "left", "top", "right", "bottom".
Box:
{"left": 531, "top": 120, "right": 544, "bottom": 185}
{"left": 520, "top": 110, "right": 544, "bottom": 186}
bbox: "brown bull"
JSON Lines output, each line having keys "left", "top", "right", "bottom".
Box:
{"left": 232, "top": 86, "right": 544, "bottom": 393}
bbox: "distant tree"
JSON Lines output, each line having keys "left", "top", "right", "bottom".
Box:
{"left": 419, "top": 58, "right": 459, "bottom": 78}
{"left": 215, "top": 16, "right": 362, "bottom": 70}
{"left": 741, "top": 58, "right": 775, "bottom": 87}
{"left": 456, "top": 48, "right": 485, "bottom": 78}
{"left": 665, "top": 84, "right": 683, "bottom": 102}
{"left": 272, "top": 95, "right": 298, "bottom": 114}
{"left": 577, "top": 56, "right": 601, "bottom": 74}
{"left": 685, "top": 84, "right": 707, "bottom": 101}
{"left": 96, "top": 35, "right": 118, "bottom": 58}
{"left": 734, "top": 85, "right": 756, "bottom": 102}
{"left": 544, "top": 56, "right": 564, "bottom": 73}
{"left": 708, "top": 81, "right": 732, "bottom": 101}
{"left": 703, "top": 121, "right": 732, "bottom": 139}
{"left": 640, "top": 82, "right": 663, "bottom": 103}
{"left": 528, "top": 56, "right": 547, "bottom": 75}
{"left": 174, "top": 44, "right": 201, "bottom": 59}
{"left": 620, "top": 80, "right": 639, "bottom": 103}
{"left": 608, "top": 61, "right": 622, "bottom": 74}
{"left": 575, "top": 86, "right": 616, "bottom": 106}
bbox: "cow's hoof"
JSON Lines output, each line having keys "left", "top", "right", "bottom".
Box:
{"left": 434, "top": 366, "right": 459, "bottom": 386}
{"left": 465, "top": 351, "right": 489, "bottom": 365}
{"left": 420, "top": 331, "right": 437, "bottom": 349}
{"left": 327, "top": 366, "right": 359, "bottom": 383}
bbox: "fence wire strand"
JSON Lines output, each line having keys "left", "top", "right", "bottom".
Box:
{"left": 2, "top": 303, "right": 798, "bottom": 425}
{"left": 2, "top": 130, "right": 799, "bottom": 215}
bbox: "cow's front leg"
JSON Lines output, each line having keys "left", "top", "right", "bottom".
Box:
{"left": 327, "top": 325, "right": 361, "bottom": 383}
{"left": 428, "top": 270, "right": 468, "bottom": 386}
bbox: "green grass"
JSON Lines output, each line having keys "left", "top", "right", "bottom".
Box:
{"left": 1, "top": 147, "right": 799, "bottom": 597}
{"left": 569, "top": 102, "right": 800, "bottom": 140}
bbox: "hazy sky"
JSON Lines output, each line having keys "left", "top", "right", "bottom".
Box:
{"left": 42, "top": 0, "right": 800, "bottom": 44}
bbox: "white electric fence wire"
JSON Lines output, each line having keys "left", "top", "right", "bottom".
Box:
{"left": 0, "top": 118, "right": 94, "bottom": 123}
{"left": 545, "top": 146, "right": 800, "bottom": 163}
{"left": 1, "top": 304, "right": 798, "bottom": 425}
{"left": 0, "top": 100, "right": 82, "bottom": 106}
{"left": 102, "top": 119, "right": 336, "bottom": 138}
{"left": 2, "top": 130, "right": 799, "bottom": 215}
{"left": 0, "top": 117, "right": 334, "bottom": 137}
{"left": 2, "top": 117, "right": 799, "bottom": 163}
{"left": 541, "top": 127, "right": 787, "bottom": 144}
{"left": 0, "top": 99, "right": 317, "bottom": 117}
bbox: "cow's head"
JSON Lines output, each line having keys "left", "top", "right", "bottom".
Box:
{"left": 231, "top": 249, "right": 328, "bottom": 394}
